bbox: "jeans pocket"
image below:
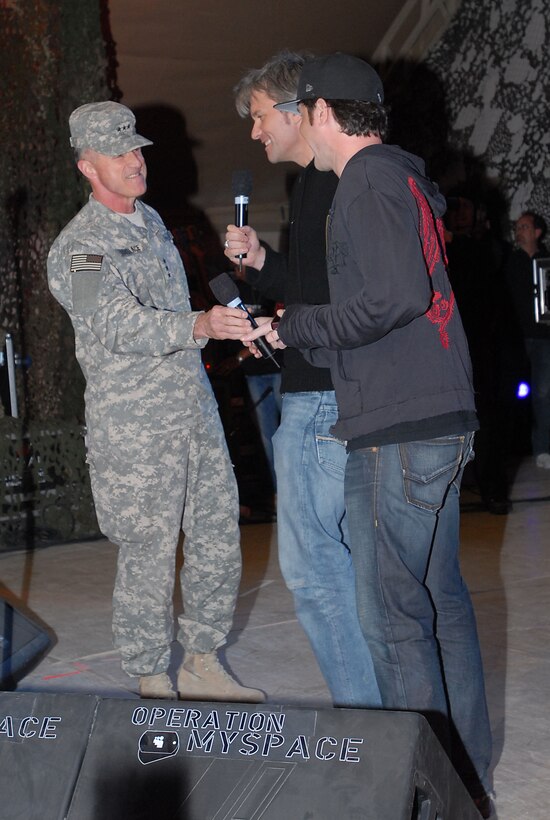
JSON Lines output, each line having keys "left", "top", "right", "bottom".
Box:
{"left": 399, "top": 435, "right": 467, "bottom": 512}
{"left": 314, "top": 407, "right": 347, "bottom": 477}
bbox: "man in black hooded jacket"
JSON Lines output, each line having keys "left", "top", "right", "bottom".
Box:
{"left": 243, "top": 53, "right": 493, "bottom": 817}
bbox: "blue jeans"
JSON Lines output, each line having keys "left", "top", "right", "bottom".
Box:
{"left": 526, "top": 337, "right": 550, "bottom": 455}
{"left": 246, "top": 372, "right": 282, "bottom": 490}
{"left": 273, "top": 391, "right": 381, "bottom": 708}
{"left": 345, "top": 433, "right": 492, "bottom": 796}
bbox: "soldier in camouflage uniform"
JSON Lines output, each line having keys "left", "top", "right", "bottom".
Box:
{"left": 47, "top": 101, "right": 264, "bottom": 702}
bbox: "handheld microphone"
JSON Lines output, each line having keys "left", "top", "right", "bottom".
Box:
{"left": 209, "top": 272, "right": 280, "bottom": 368}
{"left": 232, "top": 170, "right": 252, "bottom": 269}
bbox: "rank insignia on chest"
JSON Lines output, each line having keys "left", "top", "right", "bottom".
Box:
{"left": 70, "top": 253, "right": 103, "bottom": 272}
{"left": 118, "top": 245, "right": 143, "bottom": 255}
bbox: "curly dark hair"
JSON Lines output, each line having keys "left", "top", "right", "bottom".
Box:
{"left": 301, "top": 98, "right": 388, "bottom": 141}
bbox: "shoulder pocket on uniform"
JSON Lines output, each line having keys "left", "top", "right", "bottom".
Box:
{"left": 72, "top": 271, "right": 102, "bottom": 313}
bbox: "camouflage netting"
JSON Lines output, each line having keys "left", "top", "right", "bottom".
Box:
{"left": 427, "top": 0, "right": 550, "bottom": 228}
{"left": 0, "top": 0, "right": 118, "bottom": 547}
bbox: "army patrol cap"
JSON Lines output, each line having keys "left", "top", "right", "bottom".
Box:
{"left": 69, "top": 101, "right": 153, "bottom": 156}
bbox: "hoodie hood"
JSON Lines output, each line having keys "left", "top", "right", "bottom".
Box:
{"left": 346, "top": 143, "right": 447, "bottom": 220}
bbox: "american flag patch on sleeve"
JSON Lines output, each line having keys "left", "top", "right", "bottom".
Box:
{"left": 70, "top": 253, "right": 103, "bottom": 272}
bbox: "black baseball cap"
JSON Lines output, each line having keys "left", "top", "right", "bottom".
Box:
{"left": 274, "top": 53, "right": 384, "bottom": 114}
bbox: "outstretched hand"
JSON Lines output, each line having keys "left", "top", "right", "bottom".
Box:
{"left": 241, "top": 311, "right": 287, "bottom": 357}
{"left": 193, "top": 305, "right": 251, "bottom": 341}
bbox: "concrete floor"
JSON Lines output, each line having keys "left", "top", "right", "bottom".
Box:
{"left": 1, "top": 456, "right": 549, "bottom": 819}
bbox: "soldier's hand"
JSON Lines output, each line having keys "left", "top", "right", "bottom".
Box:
{"left": 193, "top": 306, "right": 251, "bottom": 341}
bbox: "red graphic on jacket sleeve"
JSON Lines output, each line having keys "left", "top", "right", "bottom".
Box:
{"left": 408, "top": 176, "right": 454, "bottom": 348}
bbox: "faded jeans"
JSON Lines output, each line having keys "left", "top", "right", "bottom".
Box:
{"left": 345, "top": 433, "right": 492, "bottom": 796}
{"left": 274, "top": 391, "right": 381, "bottom": 708}
{"left": 245, "top": 372, "right": 282, "bottom": 490}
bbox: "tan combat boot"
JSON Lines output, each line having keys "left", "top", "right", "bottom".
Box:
{"left": 139, "top": 671, "right": 177, "bottom": 699}
{"left": 177, "top": 653, "right": 265, "bottom": 703}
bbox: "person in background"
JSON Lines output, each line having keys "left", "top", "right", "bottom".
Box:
{"left": 47, "top": 101, "right": 264, "bottom": 703}
{"left": 224, "top": 51, "right": 380, "bottom": 708}
{"left": 214, "top": 277, "right": 282, "bottom": 506}
{"left": 444, "top": 192, "right": 511, "bottom": 513}
{"left": 504, "top": 211, "right": 550, "bottom": 468}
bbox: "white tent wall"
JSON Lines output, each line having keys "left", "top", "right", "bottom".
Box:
{"left": 107, "top": 0, "right": 420, "bottom": 242}
{"left": 101, "top": 2, "right": 550, "bottom": 244}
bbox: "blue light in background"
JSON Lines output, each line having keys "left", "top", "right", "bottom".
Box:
{"left": 517, "top": 381, "right": 530, "bottom": 399}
